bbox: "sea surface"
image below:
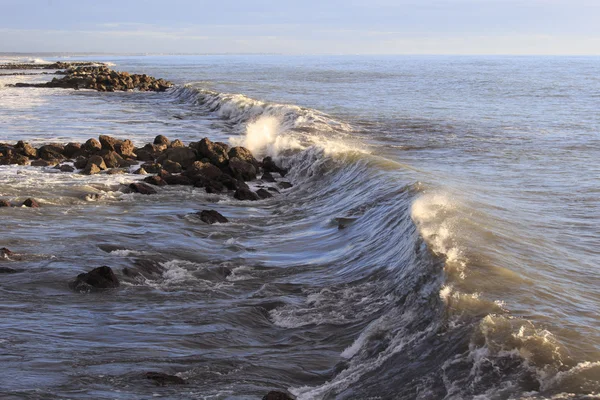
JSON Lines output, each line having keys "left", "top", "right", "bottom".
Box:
{"left": 0, "top": 55, "right": 599, "bottom": 399}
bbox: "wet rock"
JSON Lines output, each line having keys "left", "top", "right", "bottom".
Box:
{"left": 169, "top": 139, "right": 184, "bottom": 148}
{"left": 185, "top": 161, "right": 223, "bottom": 181}
{"left": 63, "top": 142, "right": 82, "bottom": 158}
{"left": 69, "top": 266, "right": 120, "bottom": 292}
{"left": 30, "top": 159, "right": 55, "bottom": 167}
{"left": 59, "top": 164, "right": 75, "bottom": 172}
{"left": 115, "top": 139, "right": 135, "bottom": 157}
{"left": 234, "top": 188, "right": 260, "bottom": 201}
{"left": 229, "top": 157, "right": 257, "bottom": 181}
{"left": 267, "top": 187, "right": 280, "bottom": 193}
{"left": 278, "top": 181, "right": 293, "bottom": 189}
{"left": 38, "top": 144, "right": 66, "bottom": 161}
{"left": 153, "top": 135, "right": 170, "bottom": 146}
{"left": 198, "top": 210, "right": 229, "bottom": 224}
{"left": 216, "top": 174, "right": 249, "bottom": 191}
{"left": 196, "top": 138, "right": 229, "bottom": 168}
{"left": 156, "top": 147, "right": 197, "bottom": 169}
{"left": 86, "top": 155, "right": 107, "bottom": 170}
{"left": 83, "top": 138, "right": 102, "bottom": 153}
{"left": 129, "top": 182, "right": 157, "bottom": 195}
{"left": 261, "top": 172, "right": 276, "bottom": 182}
{"left": 263, "top": 391, "right": 295, "bottom": 400}
{"left": 202, "top": 179, "right": 226, "bottom": 194}
{"left": 164, "top": 174, "right": 192, "bottom": 186}
{"left": 82, "top": 163, "right": 101, "bottom": 175}
{"left": 143, "top": 175, "right": 167, "bottom": 186}
{"left": 140, "top": 162, "right": 162, "bottom": 174}
{"left": 22, "top": 198, "right": 40, "bottom": 208}
{"left": 99, "top": 135, "right": 119, "bottom": 151}
{"left": 74, "top": 157, "right": 88, "bottom": 169}
{"left": 100, "top": 150, "right": 125, "bottom": 168}
{"left": 162, "top": 159, "right": 182, "bottom": 173}
{"left": 262, "top": 156, "right": 288, "bottom": 177}
{"left": 0, "top": 267, "right": 18, "bottom": 273}
{"left": 229, "top": 146, "right": 259, "bottom": 168}
{"left": 106, "top": 168, "right": 126, "bottom": 175}
{"left": 0, "top": 200, "right": 11, "bottom": 207}
{"left": 256, "top": 188, "right": 273, "bottom": 199}
{"left": 134, "top": 167, "right": 148, "bottom": 175}
{"left": 15, "top": 141, "right": 37, "bottom": 158}
{"left": 145, "top": 372, "right": 186, "bottom": 386}
{"left": 1, "top": 248, "right": 13, "bottom": 257}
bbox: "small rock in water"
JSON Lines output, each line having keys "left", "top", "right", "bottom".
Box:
{"left": 278, "top": 181, "right": 293, "bottom": 189}
{"left": 0, "top": 267, "right": 18, "bottom": 273}
{"left": 198, "top": 210, "right": 229, "bottom": 224}
{"left": 145, "top": 372, "right": 186, "bottom": 386}
{"left": 59, "top": 164, "right": 75, "bottom": 172}
{"left": 261, "top": 172, "right": 276, "bottom": 182}
{"left": 69, "top": 266, "right": 120, "bottom": 292}
{"left": 262, "top": 391, "right": 295, "bottom": 400}
{"left": 129, "top": 182, "right": 157, "bottom": 195}
{"left": 262, "top": 156, "right": 288, "bottom": 177}
{"left": 0, "top": 200, "right": 11, "bottom": 207}
{"left": 234, "top": 188, "right": 259, "bottom": 201}
{"left": 133, "top": 167, "right": 148, "bottom": 175}
{"left": 256, "top": 188, "right": 273, "bottom": 199}
{"left": 153, "top": 135, "right": 170, "bottom": 146}
{"left": 143, "top": 175, "right": 167, "bottom": 186}
{"left": 1, "top": 248, "right": 14, "bottom": 257}
{"left": 22, "top": 198, "right": 40, "bottom": 208}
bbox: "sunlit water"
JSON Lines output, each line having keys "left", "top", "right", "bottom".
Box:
{"left": 1, "top": 55, "right": 599, "bottom": 399}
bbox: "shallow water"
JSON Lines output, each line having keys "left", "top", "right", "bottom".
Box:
{"left": 1, "top": 55, "right": 599, "bottom": 399}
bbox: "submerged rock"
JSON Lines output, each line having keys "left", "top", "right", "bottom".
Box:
{"left": 0, "top": 200, "right": 11, "bottom": 207}
{"left": 262, "top": 391, "right": 295, "bottom": 400}
{"left": 129, "top": 182, "right": 158, "bottom": 195}
{"left": 198, "top": 210, "right": 229, "bottom": 224}
{"left": 69, "top": 266, "right": 120, "bottom": 292}
{"left": 256, "top": 188, "right": 273, "bottom": 199}
{"left": 234, "top": 188, "right": 260, "bottom": 201}
{"left": 262, "top": 156, "right": 288, "bottom": 177}
{"left": 22, "top": 198, "right": 40, "bottom": 208}
{"left": 145, "top": 372, "right": 186, "bottom": 386}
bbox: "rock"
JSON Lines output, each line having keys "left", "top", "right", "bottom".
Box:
{"left": 115, "top": 139, "right": 135, "bottom": 157}
{"left": 156, "top": 147, "right": 197, "bottom": 169}
{"left": 86, "top": 155, "right": 107, "bottom": 170}
{"left": 15, "top": 141, "right": 37, "bottom": 158}
{"left": 143, "top": 175, "right": 167, "bottom": 186}
{"left": 82, "top": 163, "right": 101, "bottom": 175}
{"left": 202, "top": 180, "right": 226, "bottom": 194}
{"left": 263, "top": 391, "right": 295, "bottom": 400}
{"left": 74, "top": 157, "right": 88, "bottom": 169}
{"left": 164, "top": 174, "right": 192, "bottom": 186}
{"left": 169, "top": 139, "right": 184, "bottom": 148}
{"left": 99, "top": 135, "right": 118, "bottom": 151}
{"left": 197, "top": 210, "right": 229, "bottom": 224}
{"left": 83, "top": 138, "right": 102, "bottom": 153}
{"left": 129, "top": 182, "right": 157, "bottom": 195}
{"left": 162, "top": 159, "right": 182, "bottom": 173}
{"left": 216, "top": 174, "right": 249, "bottom": 191}
{"left": 262, "top": 156, "right": 288, "bottom": 177}
{"left": 229, "top": 157, "right": 257, "bottom": 181}
{"left": 59, "top": 164, "right": 75, "bottom": 172}
{"left": 101, "top": 150, "right": 125, "bottom": 169}
{"left": 38, "top": 144, "right": 66, "bottom": 161}
{"left": 30, "top": 160, "right": 55, "bottom": 167}
{"left": 69, "top": 266, "right": 120, "bottom": 292}
{"left": 196, "top": 138, "right": 229, "bottom": 168}
{"left": 278, "top": 181, "right": 293, "bottom": 189}
{"left": 0, "top": 200, "right": 11, "bottom": 207}
{"left": 229, "top": 146, "right": 259, "bottom": 168}
{"left": 153, "top": 135, "right": 170, "bottom": 146}
{"left": 234, "top": 188, "right": 259, "bottom": 201}
{"left": 134, "top": 167, "right": 148, "bottom": 175}
{"left": 256, "top": 188, "right": 273, "bottom": 199}
{"left": 185, "top": 161, "right": 223, "bottom": 181}
{"left": 22, "top": 198, "right": 39, "bottom": 208}
{"left": 145, "top": 372, "right": 186, "bottom": 386}
{"left": 63, "top": 142, "right": 82, "bottom": 158}
{"left": 106, "top": 168, "right": 125, "bottom": 175}
{"left": 140, "top": 162, "right": 162, "bottom": 174}
{"left": 261, "top": 172, "right": 276, "bottom": 182}
{"left": 0, "top": 267, "right": 18, "bottom": 273}
{"left": 1, "top": 248, "right": 13, "bottom": 257}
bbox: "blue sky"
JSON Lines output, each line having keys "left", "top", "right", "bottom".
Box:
{"left": 1, "top": 0, "right": 599, "bottom": 54}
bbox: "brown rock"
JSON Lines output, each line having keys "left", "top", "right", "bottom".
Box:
{"left": 153, "top": 135, "right": 170, "bottom": 146}
{"left": 63, "top": 142, "right": 82, "bottom": 158}
{"left": 164, "top": 174, "right": 192, "bottom": 185}
{"left": 140, "top": 162, "right": 162, "bottom": 174}
{"left": 169, "top": 139, "right": 184, "bottom": 148}
{"left": 74, "top": 157, "right": 88, "bottom": 169}
{"left": 234, "top": 188, "right": 259, "bottom": 201}
{"left": 15, "top": 141, "right": 37, "bottom": 158}
{"left": 82, "top": 163, "right": 101, "bottom": 175}
{"left": 101, "top": 150, "right": 124, "bottom": 169}
{"left": 129, "top": 182, "right": 157, "bottom": 195}
{"left": 229, "top": 157, "right": 257, "bottom": 181}
{"left": 156, "top": 147, "right": 197, "bottom": 169}
{"left": 99, "top": 135, "right": 118, "bottom": 151}
{"left": 22, "top": 198, "right": 40, "bottom": 208}
{"left": 115, "top": 139, "right": 135, "bottom": 157}
{"left": 59, "top": 164, "right": 75, "bottom": 172}
{"left": 106, "top": 168, "right": 125, "bottom": 175}
{"left": 197, "top": 210, "right": 228, "bottom": 224}
{"left": 162, "top": 159, "right": 182, "bottom": 173}
{"left": 185, "top": 161, "right": 223, "bottom": 181}
{"left": 83, "top": 138, "right": 102, "bottom": 153}
{"left": 38, "top": 144, "right": 65, "bottom": 161}
{"left": 143, "top": 175, "right": 167, "bottom": 186}
{"left": 229, "top": 146, "right": 259, "bottom": 168}
{"left": 196, "top": 138, "right": 229, "bottom": 167}
{"left": 86, "top": 155, "right": 107, "bottom": 170}
{"left": 0, "top": 200, "right": 11, "bottom": 207}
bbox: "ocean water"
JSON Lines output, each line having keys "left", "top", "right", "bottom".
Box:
{"left": 0, "top": 55, "right": 599, "bottom": 400}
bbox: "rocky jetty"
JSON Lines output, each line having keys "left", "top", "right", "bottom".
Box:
{"left": 0, "top": 135, "right": 291, "bottom": 204}
{"left": 0, "top": 61, "right": 101, "bottom": 70}
{"left": 11, "top": 65, "right": 173, "bottom": 92}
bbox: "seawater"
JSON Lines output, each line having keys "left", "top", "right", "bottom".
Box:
{"left": 0, "top": 55, "right": 599, "bottom": 399}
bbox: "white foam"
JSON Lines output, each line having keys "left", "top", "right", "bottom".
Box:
{"left": 109, "top": 249, "right": 145, "bottom": 257}
{"left": 230, "top": 115, "right": 302, "bottom": 158}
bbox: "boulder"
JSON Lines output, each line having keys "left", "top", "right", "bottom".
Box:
{"left": 101, "top": 150, "right": 124, "bottom": 169}
{"left": 129, "top": 182, "right": 157, "bottom": 195}
{"left": 185, "top": 161, "right": 223, "bottom": 181}
{"left": 30, "top": 159, "right": 55, "bottom": 167}
{"left": 82, "top": 163, "right": 101, "bottom": 175}
{"left": 140, "top": 162, "right": 162, "bottom": 174}
{"left": 38, "top": 144, "right": 65, "bottom": 161}
{"left": 145, "top": 372, "right": 186, "bottom": 386}
{"left": 196, "top": 138, "right": 229, "bottom": 167}
{"left": 153, "top": 135, "right": 170, "bottom": 146}
{"left": 59, "top": 164, "right": 75, "bottom": 172}
{"left": 69, "top": 266, "right": 120, "bottom": 292}
{"left": 15, "top": 141, "right": 37, "bottom": 158}
{"left": 162, "top": 159, "right": 182, "bottom": 173}
{"left": 228, "top": 157, "right": 257, "bottom": 181}
{"left": 106, "top": 168, "right": 125, "bottom": 175}
{"left": 74, "top": 157, "right": 88, "bottom": 169}
{"left": 216, "top": 174, "right": 249, "bottom": 191}
{"left": 164, "top": 174, "right": 192, "bottom": 186}
{"left": 143, "top": 176, "right": 167, "bottom": 186}
{"left": 99, "top": 135, "right": 119, "bottom": 151}
{"left": 198, "top": 210, "right": 229, "bottom": 224}
{"left": 134, "top": 167, "right": 148, "bottom": 175}
{"left": 82, "top": 138, "right": 102, "bottom": 153}
{"left": 156, "top": 147, "right": 197, "bottom": 169}
{"left": 234, "top": 188, "right": 259, "bottom": 201}
{"left": 86, "top": 155, "right": 107, "bottom": 170}
{"left": 115, "top": 139, "right": 135, "bottom": 157}
{"left": 261, "top": 172, "right": 276, "bottom": 182}
{"left": 229, "top": 146, "right": 259, "bottom": 168}
{"left": 169, "top": 139, "right": 184, "bottom": 148}
{"left": 63, "top": 142, "right": 82, "bottom": 158}
{"left": 256, "top": 188, "right": 273, "bottom": 199}
{"left": 22, "top": 198, "right": 40, "bottom": 208}
{"left": 278, "top": 181, "right": 293, "bottom": 189}
{"left": 262, "top": 156, "right": 288, "bottom": 177}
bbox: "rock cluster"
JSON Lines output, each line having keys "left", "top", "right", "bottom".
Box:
{"left": 0, "top": 61, "right": 100, "bottom": 70}
{"left": 0, "top": 135, "right": 292, "bottom": 203}
{"left": 12, "top": 65, "right": 173, "bottom": 92}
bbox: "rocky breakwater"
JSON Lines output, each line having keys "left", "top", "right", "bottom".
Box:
{"left": 0, "top": 134, "right": 292, "bottom": 205}
{"left": 12, "top": 65, "right": 173, "bottom": 92}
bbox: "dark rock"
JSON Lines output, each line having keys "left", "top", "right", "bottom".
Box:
{"left": 15, "top": 141, "right": 37, "bottom": 158}
{"left": 203, "top": 180, "right": 226, "bottom": 194}
{"left": 261, "top": 172, "right": 276, "bottom": 182}
{"left": 99, "top": 135, "right": 118, "bottom": 151}
{"left": 86, "top": 155, "right": 107, "bottom": 170}
{"left": 262, "top": 156, "right": 288, "bottom": 177}
{"left": 38, "top": 144, "right": 66, "bottom": 161}
{"left": 156, "top": 169, "right": 171, "bottom": 180}
{"left": 106, "top": 168, "right": 125, "bottom": 175}
{"left": 263, "top": 391, "right": 295, "bottom": 400}
{"left": 198, "top": 210, "right": 229, "bottom": 224}
{"left": 185, "top": 161, "right": 223, "bottom": 181}
{"left": 83, "top": 138, "right": 102, "bottom": 153}
{"left": 69, "top": 266, "right": 120, "bottom": 292}
{"left": 169, "top": 139, "right": 184, "bottom": 148}
{"left": 164, "top": 174, "right": 192, "bottom": 186}
{"left": 129, "top": 182, "right": 157, "bottom": 195}
{"left": 256, "top": 188, "right": 273, "bottom": 199}
{"left": 216, "top": 174, "right": 249, "bottom": 191}
{"left": 143, "top": 176, "right": 167, "bottom": 186}
{"left": 234, "top": 188, "right": 260, "bottom": 201}
{"left": 156, "top": 147, "right": 197, "bottom": 169}
{"left": 100, "top": 150, "right": 125, "bottom": 168}
{"left": 278, "top": 181, "right": 293, "bottom": 189}
{"left": 30, "top": 159, "right": 55, "bottom": 167}
{"left": 162, "top": 159, "right": 182, "bottom": 173}
{"left": 63, "top": 142, "right": 82, "bottom": 158}
{"left": 196, "top": 138, "right": 229, "bottom": 168}
{"left": 229, "top": 157, "right": 257, "bottom": 181}
{"left": 145, "top": 372, "right": 186, "bottom": 386}
{"left": 22, "top": 198, "right": 40, "bottom": 208}
{"left": 82, "top": 163, "right": 101, "bottom": 175}
{"left": 140, "top": 162, "right": 162, "bottom": 174}
{"left": 74, "top": 157, "right": 88, "bottom": 169}
{"left": 59, "top": 164, "right": 75, "bottom": 172}
{"left": 0, "top": 200, "right": 11, "bottom": 207}
{"left": 153, "top": 135, "right": 170, "bottom": 146}
{"left": 229, "top": 146, "right": 259, "bottom": 168}
{"left": 134, "top": 167, "right": 148, "bottom": 175}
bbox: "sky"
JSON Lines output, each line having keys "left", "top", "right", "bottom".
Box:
{"left": 0, "top": 0, "right": 599, "bottom": 55}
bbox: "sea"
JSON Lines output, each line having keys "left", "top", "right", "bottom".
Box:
{"left": 0, "top": 55, "right": 599, "bottom": 400}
